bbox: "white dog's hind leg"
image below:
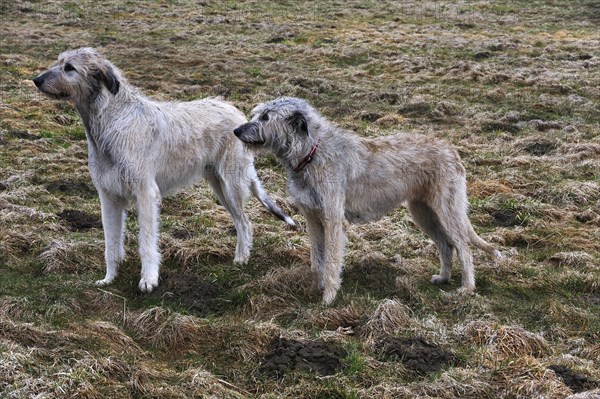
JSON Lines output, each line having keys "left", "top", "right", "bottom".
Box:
{"left": 136, "top": 182, "right": 162, "bottom": 292}
{"left": 209, "top": 175, "right": 252, "bottom": 265}
{"left": 96, "top": 190, "right": 127, "bottom": 287}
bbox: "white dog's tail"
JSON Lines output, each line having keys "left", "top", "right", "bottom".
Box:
{"left": 469, "top": 226, "right": 502, "bottom": 259}
{"left": 250, "top": 179, "right": 295, "bottom": 226}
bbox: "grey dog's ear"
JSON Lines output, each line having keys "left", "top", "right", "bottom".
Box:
{"left": 288, "top": 111, "right": 308, "bottom": 134}
{"left": 93, "top": 64, "right": 120, "bottom": 95}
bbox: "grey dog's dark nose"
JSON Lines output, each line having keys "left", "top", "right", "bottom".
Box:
{"left": 33, "top": 75, "right": 44, "bottom": 88}
{"left": 233, "top": 127, "right": 243, "bottom": 137}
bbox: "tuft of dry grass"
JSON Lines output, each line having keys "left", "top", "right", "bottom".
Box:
{"left": 82, "top": 320, "right": 144, "bottom": 357}
{"left": 462, "top": 320, "right": 550, "bottom": 359}
{"left": 39, "top": 238, "right": 103, "bottom": 275}
{"left": 126, "top": 307, "right": 203, "bottom": 349}
{"left": 548, "top": 251, "right": 596, "bottom": 270}
{"left": 241, "top": 263, "right": 315, "bottom": 300}
{"left": 305, "top": 302, "right": 365, "bottom": 331}
{"left": 364, "top": 299, "right": 415, "bottom": 340}
{"left": 493, "top": 356, "right": 572, "bottom": 399}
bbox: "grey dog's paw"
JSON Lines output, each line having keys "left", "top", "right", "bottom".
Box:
{"left": 430, "top": 274, "right": 450, "bottom": 285}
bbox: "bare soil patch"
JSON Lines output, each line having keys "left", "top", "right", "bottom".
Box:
{"left": 521, "top": 139, "right": 559, "bottom": 156}
{"left": 170, "top": 228, "right": 195, "bottom": 240}
{"left": 45, "top": 179, "right": 96, "bottom": 198}
{"left": 151, "top": 271, "right": 221, "bottom": 316}
{"left": 260, "top": 337, "right": 347, "bottom": 376}
{"left": 56, "top": 209, "right": 102, "bottom": 231}
{"left": 8, "top": 130, "right": 40, "bottom": 140}
{"left": 375, "top": 336, "right": 456, "bottom": 375}
{"left": 490, "top": 209, "right": 521, "bottom": 227}
{"left": 548, "top": 365, "right": 600, "bottom": 393}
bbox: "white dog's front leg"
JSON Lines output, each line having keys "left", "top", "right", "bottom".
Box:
{"left": 136, "top": 182, "right": 162, "bottom": 293}
{"left": 95, "top": 190, "right": 127, "bottom": 287}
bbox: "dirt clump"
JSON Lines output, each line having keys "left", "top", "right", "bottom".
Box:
{"left": 57, "top": 209, "right": 102, "bottom": 231}
{"left": 171, "top": 229, "right": 195, "bottom": 240}
{"left": 8, "top": 130, "right": 40, "bottom": 140}
{"left": 548, "top": 365, "right": 600, "bottom": 393}
{"left": 152, "top": 272, "right": 220, "bottom": 316}
{"left": 45, "top": 179, "right": 96, "bottom": 198}
{"left": 261, "top": 337, "right": 347, "bottom": 376}
{"left": 521, "top": 139, "right": 559, "bottom": 156}
{"left": 490, "top": 209, "right": 523, "bottom": 227}
{"left": 375, "top": 336, "right": 456, "bottom": 375}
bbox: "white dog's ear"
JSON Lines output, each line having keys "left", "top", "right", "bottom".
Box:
{"left": 94, "top": 64, "right": 120, "bottom": 95}
{"left": 288, "top": 111, "right": 308, "bottom": 134}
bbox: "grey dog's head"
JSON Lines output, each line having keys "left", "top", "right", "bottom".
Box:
{"left": 233, "top": 97, "right": 321, "bottom": 157}
{"left": 32, "top": 47, "right": 121, "bottom": 102}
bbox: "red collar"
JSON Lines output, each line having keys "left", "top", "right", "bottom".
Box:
{"left": 293, "top": 137, "right": 320, "bottom": 173}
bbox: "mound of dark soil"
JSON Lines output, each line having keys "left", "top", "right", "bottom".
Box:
{"left": 171, "top": 229, "right": 195, "bottom": 240}
{"left": 9, "top": 130, "right": 40, "bottom": 140}
{"left": 152, "top": 272, "right": 220, "bottom": 316}
{"left": 490, "top": 209, "right": 522, "bottom": 227}
{"left": 522, "top": 140, "right": 558, "bottom": 156}
{"left": 45, "top": 179, "right": 96, "bottom": 198}
{"left": 481, "top": 120, "right": 520, "bottom": 134}
{"left": 375, "top": 336, "right": 456, "bottom": 375}
{"left": 261, "top": 337, "right": 347, "bottom": 376}
{"left": 57, "top": 209, "right": 102, "bottom": 231}
{"left": 548, "top": 365, "right": 600, "bottom": 393}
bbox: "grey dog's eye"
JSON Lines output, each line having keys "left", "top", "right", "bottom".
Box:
{"left": 64, "top": 63, "right": 76, "bottom": 72}
{"left": 260, "top": 113, "right": 269, "bottom": 121}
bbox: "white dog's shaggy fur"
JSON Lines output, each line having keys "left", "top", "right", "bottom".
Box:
{"left": 33, "top": 48, "right": 293, "bottom": 292}
{"left": 234, "top": 97, "right": 501, "bottom": 304}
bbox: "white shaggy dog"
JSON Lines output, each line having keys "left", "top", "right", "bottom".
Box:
{"left": 33, "top": 48, "right": 293, "bottom": 292}
{"left": 234, "top": 97, "right": 501, "bottom": 304}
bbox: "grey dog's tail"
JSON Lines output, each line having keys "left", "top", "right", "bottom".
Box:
{"left": 250, "top": 179, "right": 295, "bottom": 226}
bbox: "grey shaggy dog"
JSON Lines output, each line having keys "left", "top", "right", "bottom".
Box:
{"left": 234, "top": 97, "right": 501, "bottom": 304}
{"left": 33, "top": 48, "right": 294, "bottom": 293}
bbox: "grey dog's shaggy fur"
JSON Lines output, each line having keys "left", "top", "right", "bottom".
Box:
{"left": 33, "top": 48, "right": 293, "bottom": 292}
{"left": 234, "top": 97, "right": 501, "bottom": 304}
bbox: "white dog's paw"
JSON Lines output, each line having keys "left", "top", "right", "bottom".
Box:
{"left": 322, "top": 287, "right": 339, "bottom": 306}
{"left": 95, "top": 277, "right": 115, "bottom": 287}
{"left": 233, "top": 255, "right": 250, "bottom": 265}
{"left": 138, "top": 276, "right": 159, "bottom": 293}
{"left": 430, "top": 274, "right": 450, "bottom": 285}
{"left": 457, "top": 286, "right": 475, "bottom": 295}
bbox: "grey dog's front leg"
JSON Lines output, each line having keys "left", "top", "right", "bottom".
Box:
{"left": 321, "top": 217, "right": 346, "bottom": 305}
{"left": 136, "top": 181, "right": 162, "bottom": 293}
{"left": 304, "top": 212, "right": 326, "bottom": 290}
{"left": 95, "top": 190, "right": 127, "bottom": 287}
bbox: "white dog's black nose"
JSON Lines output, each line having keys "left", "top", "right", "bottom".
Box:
{"left": 233, "top": 127, "right": 243, "bottom": 137}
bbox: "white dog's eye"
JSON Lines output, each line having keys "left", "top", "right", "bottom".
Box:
{"left": 64, "top": 63, "right": 76, "bottom": 72}
{"left": 260, "top": 113, "right": 269, "bottom": 121}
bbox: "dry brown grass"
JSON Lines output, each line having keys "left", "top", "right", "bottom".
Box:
{"left": 305, "top": 302, "right": 365, "bottom": 331}
{"left": 241, "top": 263, "right": 315, "bottom": 300}
{"left": 462, "top": 320, "right": 550, "bottom": 359}
{"left": 39, "top": 238, "right": 103, "bottom": 275}
{"left": 365, "top": 299, "right": 416, "bottom": 340}
{"left": 1, "top": 0, "right": 600, "bottom": 397}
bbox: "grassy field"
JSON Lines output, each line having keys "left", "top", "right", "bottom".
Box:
{"left": 1, "top": 1, "right": 599, "bottom": 397}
